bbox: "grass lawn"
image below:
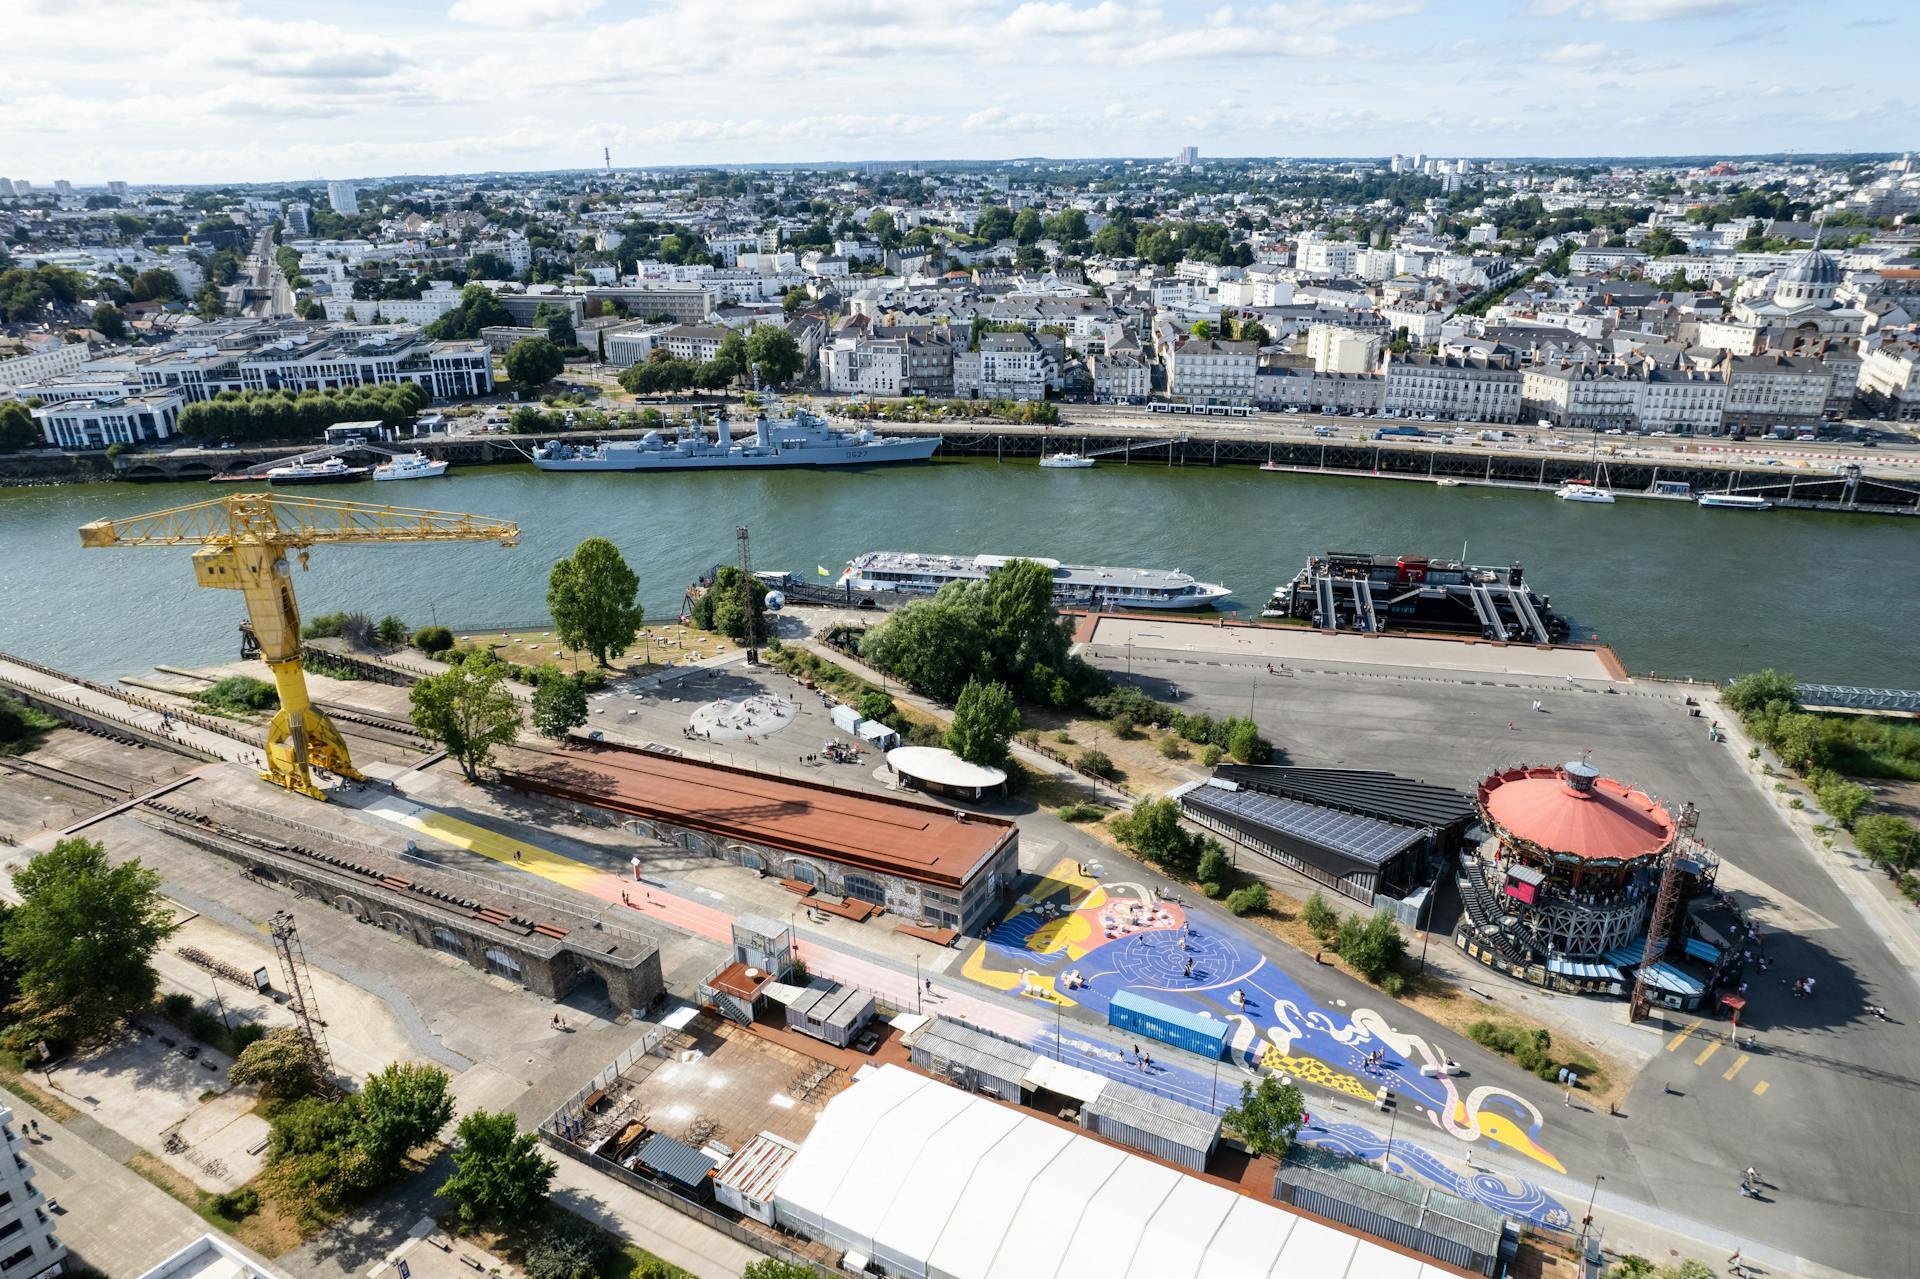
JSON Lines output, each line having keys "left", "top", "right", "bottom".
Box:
{"left": 456, "top": 623, "right": 739, "bottom": 677}
{"left": 1820, "top": 712, "right": 1920, "bottom": 782}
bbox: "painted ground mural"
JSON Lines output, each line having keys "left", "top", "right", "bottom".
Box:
{"left": 962, "top": 856, "right": 1575, "bottom": 1228}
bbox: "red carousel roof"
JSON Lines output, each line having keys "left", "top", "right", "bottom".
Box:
{"left": 1478, "top": 762, "right": 1674, "bottom": 862}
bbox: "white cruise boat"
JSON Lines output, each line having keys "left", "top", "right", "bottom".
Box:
{"left": 528, "top": 405, "right": 938, "bottom": 471}
{"left": 1039, "top": 452, "right": 1094, "bottom": 469}
{"left": 840, "top": 552, "right": 1230, "bottom": 611}
{"left": 373, "top": 451, "right": 449, "bottom": 481}
{"left": 266, "top": 456, "right": 367, "bottom": 486}
{"left": 1554, "top": 479, "right": 1615, "bottom": 504}
{"left": 1698, "top": 493, "right": 1773, "bottom": 510}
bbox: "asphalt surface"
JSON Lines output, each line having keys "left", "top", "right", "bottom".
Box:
{"left": 1094, "top": 639, "right": 1918, "bottom": 1278}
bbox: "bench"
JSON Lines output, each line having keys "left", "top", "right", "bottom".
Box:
{"left": 778, "top": 878, "right": 816, "bottom": 897}
{"left": 894, "top": 922, "right": 959, "bottom": 947}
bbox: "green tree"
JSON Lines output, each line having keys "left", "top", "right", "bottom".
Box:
{"left": 747, "top": 325, "right": 804, "bottom": 385}
{"left": 531, "top": 667, "right": 589, "bottom": 740}
{"left": 1222, "top": 1076, "right": 1306, "bottom": 1159}
{"left": 129, "top": 268, "right": 182, "bottom": 302}
{"left": 1335, "top": 911, "right": 1407, "bottom": 982}
{"left": 376, "top": 615, "right": 408, "bottom": 646}
{"left": 545, "top": 311, "right": 576, "bottom": 348}
{"left": 781, "top": 285, "right": 811, "bottom": 314}
{"left": 1196, "top": 842, "right": 1232, "bottom": 887}
{"left": 91, "top": 302, "right": 127, "bottom": 339}
{"left": 408, "top": 652, "right": 523, "bottom": 782}
{"left": 973, "top": 206, "right": 1015, "bottom": 242}
{"left": 1045, "top": 209, "right": 1089, "bottom": 243}
{"left": 866, "top": 208, "right": 897, "bottom": 245}
{"left": 440, "top": 1108, "right": 556, "bottom": 1228}
{"left": 712, "top": 329, "right": 750, "bottom": 384}
{"left": 946, "top": 679, "right": 1020, "bottom": 768}
{"left": 1722, "top": 669, "right": 1798, "bottom": 717}
{"left": 1190, "top": 319, "right": 1213, "bottom": 340}
{"left": 857, "top": 690, "right": 898, "bottom": 725}
{"left": 689, "top": 564, "right": 767, "bottom": 642}
{"left": 1225, "top": 883, "right": 1269, "bottom": 916}
{"left": 1111, "top": 797, "right": 1200, "bottom": 876}
{"left": 0, "top": 401, "right": 36, "bottom": 451}
{"left": 228, "top": 1026, "right": 325, "bottom": 1103}
{"left": 1813, "top": 775, "right": 1872, "bottom": 829}
{"left": 1855, "top": 813, "right": 1919, "bottom": 872}
{"left": 354, "top": 1061, "right": 454, "bottom": 1178}
{"left": 547, "top": 537, "right": 644, "bottom": 665}
{"left": 524, "top": 1223, "right": 609, "bottom": 1279}
{"left": 859, "top": 598, "right": 989, "bottom": 703}
{"left": 1226, "top": 718, "right": 1269, "bottom": 764}
{"left": 742, "top": 1263, "right": 820, "bottom": 1279}
{"left": 1012, "top": 208, "right": 1044, "bottom": 245}
{"left": 3, "top": 837, "right": 178, "bottom": 1045}
{"left": 504, "top": 336, "right": 564, "bottom": 393}
{"left": 1303, "top": 890, "right": 1338, "bottom": 941}
{"left": 412, "top": 625, "right": 454, "bottom": 655}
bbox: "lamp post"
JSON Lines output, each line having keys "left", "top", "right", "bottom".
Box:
{"left": 1580, "top": 1172, "right": 1605, "bottom": 1252}
{"left": 1382, "top": 1094, "right": 1400, "bottom": 1172}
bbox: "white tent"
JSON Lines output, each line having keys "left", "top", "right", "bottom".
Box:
{"left": 774, "top": 1064, "right": 1467, "bottom": 1279}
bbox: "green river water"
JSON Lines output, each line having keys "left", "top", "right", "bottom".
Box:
{"left": 2, "top": 458, "right": 1914, "bottom": 685}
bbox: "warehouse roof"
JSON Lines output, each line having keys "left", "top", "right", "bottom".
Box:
{"left": 506, "top": 742, "right": 1014, "bottom": 888}
{"left": 775, "top": 1065, "right": 1463, "bottom": 1279}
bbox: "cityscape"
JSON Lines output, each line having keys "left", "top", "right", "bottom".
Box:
{"left": 3, "top": 4, "right": 1920, "bottom": 1279}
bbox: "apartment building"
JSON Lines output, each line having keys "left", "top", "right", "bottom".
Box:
{"left": 0, "top": 1106, "right": 64, "bottom": 1279}
{"left": 1087, "top": 349, "right": 1150, "bottom": 401}
{"left": 1639, "top": 367, "right": 1728, "bottom": 433}
{"left": 654, "top": 324, "right": 730, "bottom": 363}
{"left": 822, "top": 335, "right": 906, "bottom": 396}
{"left": 326, "top": 180, "right": 358, "bottom": 215}
{"left": 1294, "top": 233, "right": 1359, "bottom": 275}
{"left": 873, "top": 325, "right": 954, "bottom": 396}
{"left": 953, "top": 331, "right": 1046, "bottom": 401}
{"left": 1382, "top": 350, "right": 1522, "bottom": 422}
{"left": 1522, "top": 363, "right": 1644, "bottom": 430}
{"left": 583, "top": 286, "right": 717, "bottom": 325}
{"left": 1254, "top": 367, "right": 1384, "bottom": 414}
{"left": 321, "top": 282, "right": 463, "bottom": 325}
{"left": 1305, "top": 324, "right": 1383, "bottom": 375}
{"left": 1167, "top": 337, "right": 1257, "bottom": 405}
{"left": 1720, "top": 352, "right": 1832, "bottom": 428}
{"left": 1858, "top": 338, "right": 1920, "bottom": 419}
{"left": 0, "top": 339, "right": 89, "bottom": 392}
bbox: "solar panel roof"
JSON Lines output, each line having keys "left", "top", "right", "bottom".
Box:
{"left": 1184, "top": 787, "right": 1424, "bottom": 868}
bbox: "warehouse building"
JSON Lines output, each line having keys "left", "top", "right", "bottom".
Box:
{"left": 773, "top": 1064, "right": 1469, "bottom": 1279}
{"left": 505, "top": 742, "right": 1020, "bottom": 931}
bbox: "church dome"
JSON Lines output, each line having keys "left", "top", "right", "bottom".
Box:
{"left": 1774, "top": 247, "right": 1839, "bottom": 306}
{"left": 1781, "top": 247, "right": 1840, "bottom": 288}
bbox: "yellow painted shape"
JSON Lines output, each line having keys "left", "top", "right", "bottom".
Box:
{"left": 1722, "top": 1054, "right": 1749, "bottom": 1082}
{"left": 1666, "top": 1018, "right": 1702, "bottom": 1052}
{"left": 1693, "top": 1038, "right": 1722, "bottom": 1067}
{"left": 1256, "top": 1045, "right": 1374, "bottom": 1099}
{"left": 1752, "top": 1080, "right": 1770, "bottom": 1097}
{"left": 385, "top": 808, "right": 599, "bottom": 894}
{"left": 1447, "top": 1100, "right": 1566, "bottom": 1175}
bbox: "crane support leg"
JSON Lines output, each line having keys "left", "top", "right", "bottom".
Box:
{"left": 262, "top": 657, "right": 364, "bottom": 798}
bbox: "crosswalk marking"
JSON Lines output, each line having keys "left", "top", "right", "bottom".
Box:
{"left": 1666, "top": 1019, "right": 1702, "bottom": 1052}
{"left": 1722, "top": 1054, "right": 1750, "bottom": 1081}
{"left": 1693, "top": 1038, "right": 1722, "bottom": 1067}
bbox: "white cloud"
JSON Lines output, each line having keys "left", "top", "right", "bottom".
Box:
{"left": 1544, "top": 41, "right": 1609, "bottom": 63}
{"left": 1531, "top": 0, "right": 1753, "bottom": 19}
{"left": 448, "top": 0, "right": 603, "bottom": 29}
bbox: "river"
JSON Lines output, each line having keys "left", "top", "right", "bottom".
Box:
{"left": 2, "top": 458, "right": 1914, "bottom": 685}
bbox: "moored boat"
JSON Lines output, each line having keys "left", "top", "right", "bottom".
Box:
{"left": 267, "top": 456, "right": 367, "bottom": 485}
{"left": 373, "top": 451, "right": 449, "bottom": 481}
{"left": 840, "top": 551, "right": 1230, "bottom": 610}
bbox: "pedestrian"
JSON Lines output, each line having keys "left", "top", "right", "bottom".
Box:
{"left": 1563, "top": 1087, "right": 1572, "bottom": 1106}
{"left": 1745, "top": 1165, "right": 1761, "bottom": 1184}
{"left": 514, "top": 848, "right": 522, "bottom": 862}
{"left": 924, "top": 978, "right": 932, "bottom": 993}
{"left": 1508, "top": 721, "right": 1516, "bottom": 731}
{"left": 1143, "top": 1053, "right": 1152, "bottom": 1071}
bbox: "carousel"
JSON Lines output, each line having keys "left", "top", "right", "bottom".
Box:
{"left": 1457, "top": 758, "right": 1717, "bottom": 996}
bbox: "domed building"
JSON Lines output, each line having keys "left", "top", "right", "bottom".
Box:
{"left": 1730, "top": 244, "right": 1867, "bottom": 340}
{"left": 1454, "top": 758, "right": 1721, "bottom": 1000}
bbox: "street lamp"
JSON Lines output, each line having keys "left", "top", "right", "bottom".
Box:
{"left": 1580, "top": 1172, "right": 1605, "bottom": 1251}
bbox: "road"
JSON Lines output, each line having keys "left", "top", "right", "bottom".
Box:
{"left": 238, "top": 227, "right": 295, "bottom": 318}
{"left": 1083, "top": 635, "right": 1919, "bottom": 1278}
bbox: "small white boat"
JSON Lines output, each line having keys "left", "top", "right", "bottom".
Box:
{"left": 1039, "top": 452, "right": 1094, "bottom": 469}
{"left": 1555, "top": 480, "right": 1615, "bottom": 504}
{"left": 267, "top": 456, "right": 367, "bottom": 486}
{"left": 1698, "top": 493, "right": 1773, "bottom": 510}
{"left": 373, "top": 451, "right": 449, "bottom": 481}
{"left": 1436, "top": 478, "right": 1462, "bottom": 488}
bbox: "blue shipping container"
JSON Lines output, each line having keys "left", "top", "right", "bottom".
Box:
{"left": 1107, "top": 989, "right": 1229, "bottom": 1060}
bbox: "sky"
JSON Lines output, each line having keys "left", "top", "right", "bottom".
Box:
{"left": 2, "top": 0, "right": 1915, "bottom": 186}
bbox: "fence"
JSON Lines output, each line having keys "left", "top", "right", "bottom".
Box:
{"left": 538, "top": 1022, "right": 834, "bottom": 1277}
{"left": 0, "top": 681, "right": 224, "bottom": 765}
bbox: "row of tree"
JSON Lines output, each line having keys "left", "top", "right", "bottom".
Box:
{"left": 176, "top": 383, "right": 431, "bottom": 443}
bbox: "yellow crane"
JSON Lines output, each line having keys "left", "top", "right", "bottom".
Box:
{"left": 80, "top": 491, "right": 518, "bottom": 800}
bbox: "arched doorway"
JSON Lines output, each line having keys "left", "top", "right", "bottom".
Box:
{"left": 484, "top": 948, "right": 525, "bottom": 983}
{"left": 786, "top": 861, "right": 820, "bottom": 887}
{"left": 844, "top": 873, "right": 886, "bottom": 907}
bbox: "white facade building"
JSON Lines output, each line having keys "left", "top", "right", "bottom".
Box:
{"left": 0, "top": 1105, "right": 65, "bottom": 1279}
{"left": 1087, "top": 349, "right": 1149, "bottom": 401}
{"left": 321, "top": 283, "right": 462, "bottom": 325}
{"left": 1305, "top": 324, "right": 1383, "bottom": 375}
{"left": 1859, "top": 339, "right": 1920, "bottom": 419}
{"left": 32, "top": 389, "right": 186, "bottom": 448}
{"left": 954, "top": 331, "right": 1046, "bottom": 401}
{"left": 326, "top": 181, "right": 358, "bottom": 215}
{"left": 1167, "top": 337, "right": 1257, "bottom": 405}
{"left": 0, "top": 340, "right": 89, "bottom": 392}
{"left": 822, "top": 336, "right": 907, "bottom": 397}
{"left": 1383, "top": 351, "right": 1523, "bottom": 422}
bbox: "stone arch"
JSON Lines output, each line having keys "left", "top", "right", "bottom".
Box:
{"left": 785, "top": 860, "right": 822, "bottom": 887}
{"left": 431, "top": 926, "right": 465, "bottom": 956}
{"left": 483, "top": 947, "right": 525, "bottom": 983}
{"left": 333, "top": 894, "right": 368, "bottom": 920}
{"left": 736, "top": 848, "right": 765, "bottom": 872}
{"left": 379, "top": 912, "right": 411, "bottom": 936}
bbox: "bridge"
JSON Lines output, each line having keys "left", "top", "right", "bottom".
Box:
{"left": 1795, "top": 684, "right": 1920, "bottom": 715}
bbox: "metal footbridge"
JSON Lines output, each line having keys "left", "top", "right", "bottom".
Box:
{"left": 1795, "top": 685, "right": 1920, "bottom": 714}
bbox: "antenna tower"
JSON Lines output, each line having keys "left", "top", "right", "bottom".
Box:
{"left": 1629, "top": 801, "right": 1698, "bottom": 1023}
{"left": 736, "top": 525, "right": 759, "bottom": 664}
{"left": 604, "top": 146, "right": 611, "bottom": 173}
{"left": 270, "top": 911, "right": 341, "bottom": 1096}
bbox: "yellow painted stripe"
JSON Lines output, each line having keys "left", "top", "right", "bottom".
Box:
{"left": 1666, "top": 1019, "right": 1702, "bottom": 1052}
{"left": 1752, "top": 1080, "right": 1770, "bottom": 1097}
{"left": 381, "top": 806, "right": 602, "bottom": 895}
{"left": 1722, "top": 1054, "right": 1749, "bottom": 1082}
{"left": 1693, "top": 1038, "right": 1722, "bottom": 1067}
